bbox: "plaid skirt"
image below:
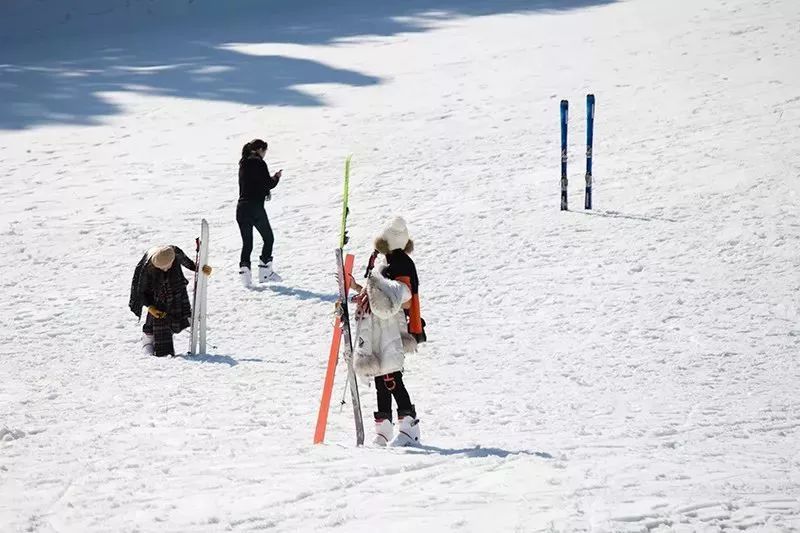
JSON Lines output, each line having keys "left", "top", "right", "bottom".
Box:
{"left": 143, "top": 277, "right": 192, "bottom": 356}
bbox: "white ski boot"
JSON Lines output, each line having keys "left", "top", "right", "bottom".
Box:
{"left": 373, "top": 418, "right": 394, "bottom": 447}
{"left": 258, "top": 261, "right": 283, "bottom": 283}
{"left": 141, "top": 333, "right": 155, "bottom": 356}
{"left": 388, "top": 416, "right": 420, "bottom": 447}
{"left": 239, "top": 266, "right": 252, "bottom": 288}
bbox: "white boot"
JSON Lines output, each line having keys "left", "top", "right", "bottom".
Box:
{"left": 258, "top": 261, "right": 283, "bottom": 283}
{"left": 373, "top": 418, "right": 394, "bottom": 447}
{"left": 239, "top": 266, "right": 252, "bottom": 288}
{"left": 141, "top": 333, "right": 155, "bottom": 356}
{"left": 389, "top": 416, "right": 420, "bottom": 447}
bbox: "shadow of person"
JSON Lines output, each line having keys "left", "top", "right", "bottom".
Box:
{"left": 178, "top": 353, "right": 239, "bottom": 366}
{"left": 399, "top": 444, "right": 554, "bottom": 459}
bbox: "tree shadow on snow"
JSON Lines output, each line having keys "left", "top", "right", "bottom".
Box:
{"left": 401, "top": 444, "right": 554, "bottom": 459}
{"left": 0, "top": 0, "right": 617, "bottom": 130}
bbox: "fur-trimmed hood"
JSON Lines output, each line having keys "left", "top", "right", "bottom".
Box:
{"left": 374, "top": 237, "right": 414, "bottom": 256}
{"left": 374, "top": 216, "right": 414, "bottom": 254}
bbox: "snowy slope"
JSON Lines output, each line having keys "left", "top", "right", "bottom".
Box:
{"left": 2, "top": 0, "right": 800, "bottom": 531}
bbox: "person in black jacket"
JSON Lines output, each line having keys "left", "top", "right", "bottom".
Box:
{"left": 129, "top": 245, "right": 212, "bottom": 356}
{"left": 237, "top": 139, "right": 283, "bottom": 287}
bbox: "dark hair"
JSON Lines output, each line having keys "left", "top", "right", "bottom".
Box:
{"left": 240, "top": 139, "right": 268, "bottom": 164}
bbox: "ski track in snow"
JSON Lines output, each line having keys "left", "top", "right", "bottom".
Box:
{"left": 2, "top": 0, "right": 800, "bottom": 531}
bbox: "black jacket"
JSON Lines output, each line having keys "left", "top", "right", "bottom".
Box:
{"left": 239, "top": 155, "right": 279, "bottom": 203}
{"left": 383, "top": 250, "right": 426, "bottom": 342}
{"left": 128, "top": 246, "right": 196, "bottom": 319}
{"left": 383, "top": 250, "right": 419, "bottom": 294}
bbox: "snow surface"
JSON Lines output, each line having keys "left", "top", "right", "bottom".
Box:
{"left": 2, "top": 0, "right": 800, "bottom": 531}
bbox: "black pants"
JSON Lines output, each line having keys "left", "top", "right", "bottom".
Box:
{"left": 236, "top": 201, "right": 274, "bottom": 268}
{"left": 374, "top": 371, "right": 415, "bottom": 421}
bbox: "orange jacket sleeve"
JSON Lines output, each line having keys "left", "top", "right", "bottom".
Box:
{"left": 395, "top": 275, "right": 423, "bottom": 335}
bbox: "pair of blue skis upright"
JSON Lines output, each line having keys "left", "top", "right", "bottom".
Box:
{"left": 560, "top": 94, "right": 595, "bottom": 211}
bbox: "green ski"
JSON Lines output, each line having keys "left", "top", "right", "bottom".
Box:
{"left": 335, "top": 154, "right": 364, "bottom": 445}
{"left": 339, "top": 154, "right": 352, "bottom": 248}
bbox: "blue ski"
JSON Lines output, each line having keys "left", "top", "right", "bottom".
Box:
{"left": 585, "top": 94, "right": 595, "bottom": 210}
{"left": 560, "top": 100, "right": 569, "bottom": 211}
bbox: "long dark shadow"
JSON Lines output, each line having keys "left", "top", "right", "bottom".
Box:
{"left": 400, "top": 444, "right": 554, "bottom": 459}
{"left": 0, "top": 0, "right": 618, "bottom": 130}
{"left": 253, "top": 284, "right": 338, "bottom": 303}
{"left": 571, "top": 210, "right": 679, "bottom": 223}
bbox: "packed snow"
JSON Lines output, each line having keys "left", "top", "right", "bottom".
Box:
{"left": 2, "top": 0, "right": 799, "bottom": 531}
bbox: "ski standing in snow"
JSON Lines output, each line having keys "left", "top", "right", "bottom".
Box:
{"left": 349, "top": 217, "right": 426, "bottom": 447}
{"left": 585, "top": 94, "right": 595, "bottom": 210}
{"left": 335, "top": 247, "right": 365, "bottom": 446}
{"left": 333, "top": 154, "right": 366, "bottom": 446}
{"left": 236, "top": 139, "right": 283, "bottom": 287}
{"left": 189, "top": 219, "right": 210, "bottom": 355}
{"left": 559, "top": 94, "right": 596, "bottom": 211}
{"left": 129, "top": 245, "right": 212, "bottom": 357}
{"left": 560, "top": 99, "right": 569, "bottom": 211}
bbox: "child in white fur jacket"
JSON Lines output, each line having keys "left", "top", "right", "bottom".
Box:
{"left": 350, "top": 217, "right": 422, "bottom": 447}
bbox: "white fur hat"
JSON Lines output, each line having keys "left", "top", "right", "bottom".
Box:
{"left": 378, "top": 216, "right": 410, "bottom": 251}
{"left": 149, "top": 246, "right": 175, "bottom": 271}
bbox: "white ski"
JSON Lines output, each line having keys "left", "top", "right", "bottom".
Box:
{"left": 336, "top": 247, "right": 365, "bottom": 446}
{"left": 190, "top": 219, "right": 210, "bottom": 355}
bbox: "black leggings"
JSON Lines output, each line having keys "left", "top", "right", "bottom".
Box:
{"left": 374, "top": 371, "right": 415, "bottom": 421}
{"left": 236, "top": 201, "right": 274, "bottom": 268}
